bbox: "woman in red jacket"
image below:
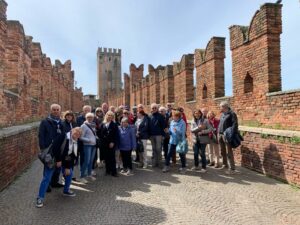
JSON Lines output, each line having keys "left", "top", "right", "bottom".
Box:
{"left": 207, "top": 111, "right": 221, "bottom": 168}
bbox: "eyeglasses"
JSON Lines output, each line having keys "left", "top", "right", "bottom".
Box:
{"left": 152, "top": 107, "right": 157, "bottom": 110}
{"left": 52, "top": 109, "right": 60, "bottom": 111}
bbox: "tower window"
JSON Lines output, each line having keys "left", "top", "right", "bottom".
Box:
{"left": 244, "top": 72, "right": 253, "bottom": 93}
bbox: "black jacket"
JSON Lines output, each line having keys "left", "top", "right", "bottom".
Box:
{"left": 52, "top": 134, "right": 76, "bottom": 168}
{"left": 137, "top": 116, "right": 150, "bottom": 140}
{"left": 149, "top": 112, "right": 166, "bottom": 136}
{"left": 218, "top": 109, "right": 238, "bottom": 134}
{"left": 38, "top": 117, "right": 64, "bottom": 150}
{"left": 99, "top": 122, "right": 118, "bottom": 148}
{"left": 62, "top": 120, "right": 78, "bottom": 133}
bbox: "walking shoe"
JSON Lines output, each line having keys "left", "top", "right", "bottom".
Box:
{"left": 208, "top": 162, "right": 215, "bottom": 167}
{"left": 214, "top": 164, "right": 220, "bottom": 168}
{"left": 191, "top": 166, "right": 199, "bottom": 171}
{"left": 88, "top": 176, "right": 96, "bottom": 181}
{"left": 63, "top": 190, "right": 76, "bottom": 197}
{"left": 36, "top": 198, "right": 44, "bottom": 208}
{"left": 220, "top": 165, "right": 228, "bottom": 170}
{"left": 126, "top": 169, "right": 133, "bottom": 175}
{"left": 120, "top": 169, "right": 127, "bottom": 174}
{"left": 91, "top": 170, "right": 97, "bottom": 176}
{"left": 179, "top": 167, "right": 186, "bottom": 174}
{"left": 143, "top": 164, "right": 148, "bottom": 169}
{"left": 162, "top": 166, "right": 170, "bottom": 173}
{"left": 78, "top": 178, "right": 88, "bottom": 184}
{"left": 200, "top": 168, "right": 207, "bottom": 173}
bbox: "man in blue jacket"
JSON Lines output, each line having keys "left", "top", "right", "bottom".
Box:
{"left": 38, "top": 104, "right": 65, "bottom": 192}
{"left": 149, "top": 103, "right": 166, "bottom": 168}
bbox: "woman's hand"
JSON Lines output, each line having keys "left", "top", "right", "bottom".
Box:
{"left": 109, "top": 143, "right": 114, "bottom": 149}
{"left": 56, "top": 161, "right": 62, "bottom": 168}
{"left": 64, "top": 169, "right": 71, "bottom": 176}
{"left": 173, "top": 128, "right": 177, "bottom": 132}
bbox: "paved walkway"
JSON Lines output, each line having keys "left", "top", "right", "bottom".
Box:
{"left": 1, "top": 145, "right": 300, "bottom": 225}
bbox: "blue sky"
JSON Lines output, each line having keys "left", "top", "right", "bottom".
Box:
{"left": 6, "top": 0, "right": 300, "bottom": 96}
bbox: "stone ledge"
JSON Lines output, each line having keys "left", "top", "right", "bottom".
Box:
{"left": 239, "top": 125, "right": 300, "bottom": 138}
{"left": 186, "top": 100, "right": 196, "bottom": 104}
{"left": 214, "top": 96, "right": 233, "bottom": 101}
{"left": 267, "top": 89, "right": 300, "bottom": 97}
{"left": 0, "top": 122, "right": 40, "bottom": 139}
{"left": 3, "top": 89, "right": 20, "bottom": 98}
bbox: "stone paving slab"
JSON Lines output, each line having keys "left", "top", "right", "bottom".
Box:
{"left": 0, "top": 147, "right": 300, "bottom": 225}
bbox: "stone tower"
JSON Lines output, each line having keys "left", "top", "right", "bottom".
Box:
{"left": 97, "top": 47, "right": 122, "bottom": 102}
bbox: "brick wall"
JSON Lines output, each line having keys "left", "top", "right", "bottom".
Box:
{"left": 0, "top": 122, "right": 39, "bottom": 191}
{"left": 107, "top": 3, "right": 300, "bottom": 185}
{"left": 0, "top": 0, "right": 84, "bottom": 127}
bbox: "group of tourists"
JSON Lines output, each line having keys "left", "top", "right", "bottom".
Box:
{"left": 36, "top": 101, "right": 241, "bottom": 208}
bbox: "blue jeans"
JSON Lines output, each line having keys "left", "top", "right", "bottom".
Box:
{"left": 38, "top": 166, "right": 55, "bottom": 199}
{"left": 61, "top": 167, "right": 73, "bottom": 193}
{"left": 194, "top": 142, "right": 207, "bottom": 169}
{"left": 81, "top": 145, "right": 96, "bottom": 178}
{"left": 165, "top": 144, "right": 186, "bottom": 168}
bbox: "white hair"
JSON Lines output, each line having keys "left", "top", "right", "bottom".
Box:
{"left": 220, "top": 101, "right": 230, "bottom": 109}
{"left": 159, "top": 106, "right": 166, "bottom": 112}
{"left": 83, "top": 105, "right": 92, "bottom": 112}
{"left": 50, "top": 104, "right": 61, "bottom": 111}
{"left": 85, "top": 112, "right": 95, "bottom": 118}
{"left": 151, "top": 103, "right": 158, "bottom": 109}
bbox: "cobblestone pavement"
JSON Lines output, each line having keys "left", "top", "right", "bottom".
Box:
{"left": 1, "top": 144, "right": 300, "bottom": 225}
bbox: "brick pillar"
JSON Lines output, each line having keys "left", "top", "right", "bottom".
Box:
{"left": 123, "top": 73, "right": 130, "bottom": 107}
{"left": 195, "top": 37, "right": 225, "bottom": 103}
{"left": 129, "top": 64, "right": 143, "bottom": 107}
{"left": 149, "top": 64, "right": 162, "bottom": 105}
{"left": 173, "top": 54, "right": 194, "bottom": 106}
{"left": 230, "top": 3, "right": 282, "bottom": 97}
{"left": 0, "top": 0, "right": 7, "bottom": 126}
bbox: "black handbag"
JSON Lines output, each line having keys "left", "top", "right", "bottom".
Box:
{"left": 137, "top": 139, "right": 144, "bottom": 153}
{"left": 38, "top": 143, "right": 55, "bottom": 168}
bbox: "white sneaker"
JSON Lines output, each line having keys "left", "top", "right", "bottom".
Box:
{"left": 143, "top": 164, "right": 148, "bottom": 169}
{"left": 78, "top": 178, "right": 88, "bottom": 184}
{"left": 191, "top": 166, "right": 199, "bottom": 171}
{"left": 91, "top": 170, "right": 97, "bottom": 176}
{"left": 162, "top": 166, "right": 170, "bottom": 173}
{"left": 126, "top": 169, "right": 133, "bottom": 175}
{"left": 200, "top": 169, "right": 207, "bottom": 173}
{"left": 179, "top": 168, "right": 186, "bottom": 174}
{"left": 88, "top": 176, "right": 96, "bottom": 181}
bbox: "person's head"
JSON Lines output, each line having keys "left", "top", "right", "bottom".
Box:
{"left": 109, "top": 106, "right": 115, "bottom": 113}
{"left": 121, "top": 117, "right": 129, "bottom": 128}
{"left": 50, "top": 104, "right": 61, "bottom": 117}
{"left": 123, "top": 109, "right": 130, "bottom": 118}
{"left": 137, "top": 104, "right": 144, "bottom": 113}
{"left": 64, "top": 110, "right": 75, "bottom": 123}
{"left": 118, "top": 105, "right": 125, "bottom": 111}
{"left": 132, "top": 106, "right": 137, "bottom": 114}
{"left": 178, "top": 107, "right": 184, "bottom": 113}
{"left": 71, "top": 127, "right": 82, "bottom": 141}
{"left": 102, "top": 103, "right": 109, "bottom": 112}
{"left": 82, "top": 105, "right": 92, "bottom": 115}
{"left": 137, "top": 110, "right": 146, "bottom": 119}
{"left": 220, "top": 101, "right": 230, "bottom": 113}
{"left": 116, "top": 108, "right": 123, "bottom": 117}
{"left": 193, "top": 109, "right": 203, "bottom": 120}
{"left": 207, "top": 111, "right": 216, "bottom": 120}
{"left": 85, "top": 112, "right": 94, "bottom": 123}
{"left": 159, "top": 106, "right": 167, "bottom": 116}
{"left": 151, "top": 103, "right": 158, "bottom": 113}
{"left": 104, "top": 111, "right": 115, "bottom": 123}
{"left": 172, "top": 110, "right": 182, "bottom": 122}
{"left": 201, "top": 108, "right": 208, "bottom": 117}
{"left": 95, "top": 107, "right": 104, "bottom": 117}
{"left": 166, "top": 103, "right": 172, "bottom": 111}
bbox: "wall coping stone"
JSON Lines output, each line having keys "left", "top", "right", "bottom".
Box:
{"left": 266, "top": 89, "right": 300, "bottom": 97}
{"left": 3, "top": 89, "right": 20, "bottom": 98}
{"left": 186, "top": 100, "right": 196, "bottom": 104}
{"left": 0, "top": 122, "right": 40, "bottom": 138}
{"left": 239, "top": 126, "right": 300, "bottom": 138}
{"left": 214, "top": 96, "right": 233, "bottom": 101}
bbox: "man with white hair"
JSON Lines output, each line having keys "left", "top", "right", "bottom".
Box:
{"left": 218, "top": 101, "right": 239, "bottom": 174}
{"left": 38, "top": 104, "right": 65, "bottom": 192}
{"left": 102, "top": 103, "right": 109, "bottom": 115}
{"left": 149, "top": 103, "right": 166, "bottom": 167}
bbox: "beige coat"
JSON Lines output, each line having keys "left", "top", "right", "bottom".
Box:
{"left": 190, "top": 118, "right": 213, "bottom": 144}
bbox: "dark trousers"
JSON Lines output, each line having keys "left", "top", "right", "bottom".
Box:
{"left": 165, "top": 144, "right": 186, "bottom": 168}
{"left": 163, "top": 137, "right": 169, "bottom": 159}
{"left": 78, "top": 140, "right": 84, "bottom": 168}
{"left": 104, "top": 147, "right": 117, "bottom": 175}
{"left": 92, "top": 147, "right": 98, "bottom": 169}
{"left": 193, "top": 141, "right": 207, "bottom": 169}
{"left": 120, "top": 150, "right": 133, "bottom": 170}
{"left": 50, "top": 167, "right": 61, "bottom": 186}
